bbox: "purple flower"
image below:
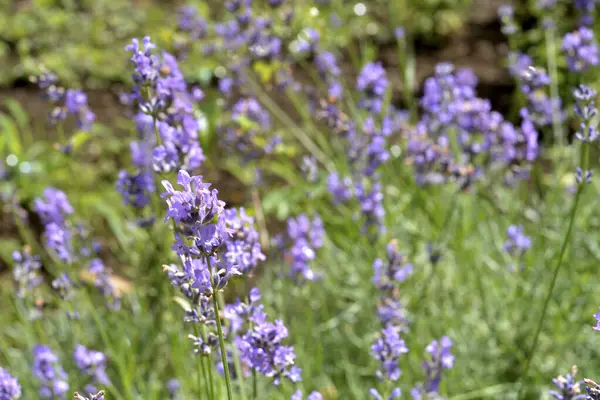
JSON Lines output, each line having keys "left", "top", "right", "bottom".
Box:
{"left": 549, "top": 366, "right": 585, "bottom": 400}
{"left": 562, "top": 27, "right": 599, "bottom": 72}
{"left": 0, "top": 366, "right": 21, "bottom": 399}
{"left": 315, "top": 51, "right": 341, "bottom": 78}
{"left": 236, "top": 318, "right": 301, "bottom": 385}
{"left": 219, "top": 97, "right": 273, "bottom": 162}
{"left": 162, "top": 170, "right": 225, "bottom": 234}
{"left": 573, "top": 85, "right": 598, "bottom": 122}
{"left": 292, "top": 391, "right": 323, "bottom": 400}
{"left": 295, "top": 28, "right": 320, "bottom": 55}
{"left": 225, "top": 287, "right": 266, "bottom": 337}
{"left": 356, "top": 180, "right": 385, "bottom": 234}
{"left": 64, "top": 90, "right": 95, "bottom": 131}
{"left": 422, "top": 336, "right": 454, "bottom": 393}
{"left": 87, "top": 259, "right": 120, "bottom": 311}
{"left": 116, "top": 170, "right": 154, "bottom": 208}
{"left": 44, "top": 222, "right": 73, "bottom": 263}
{"left": 177, "top": 6, "right": 207, "bottom": 39}
{"left": 593, "top": 307, "right": 600, "bottom": 331}
{"left": 166, "top": 378, "right": 180, "bottom": 399}
{"left": 12, "top": 249, "right": 43, "bottom": 298}
{"left": 370, "top": 388, "right": 401, "bottom": 400}
{"left": 32, "top": 72, "right": 95, "bottom": 131}
{"left": 125, "top": 36, "right": 159, "bottom": 87}
{"left": 327, "top": 173, "right": 353, "bottom": 204}
{"left": 508, "top": 52, "right": 532, "bottom": 78}
{"left": 357, "top": 62, "right": 388, "bottom": 113}
{"left": 222, "top": 208, "right": 265, "bottom": 274}
{"left": 504, "top": 225, "right": 531, "bottom": 256}
{"left": 74, "top": 345, "right": 109, "bottom": 394}
{"left": 32, "top": 345, "right": 69, "bottom": 399}
{"left": 371, "top": 325, "right": 408, "bottom": 381}
{"left": 395, "top": 27, "right": 405, "bottom": 39}
{"left": 34, "top": 188, "right": 73, "bottom": 226}
{"left": 284, "top": 214, "right": 325, "bottom": 282}
{"left": 372, "top": 240, "right": 413, "bottom": 291}
{"left": 498, "top": 5, "right": 517, "bottom": 35}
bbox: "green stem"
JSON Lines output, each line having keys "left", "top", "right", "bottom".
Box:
{"left": 208, "top": 257, "right": 234, "bottom": 400}
{"left": 517, "top": 144, "right": 590, "bottom": 399}
{"left": 252, "top": 369, "right": 258, "bottom": 399}
{"left": 195, "top": 326, "right": 211, "bottom": 400}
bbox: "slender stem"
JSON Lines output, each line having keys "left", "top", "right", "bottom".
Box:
{"left": 195, "top": 326, "right": 211, "bottom": 400}
{"left": 517, "top": 145, "right": 589, "bottom": 398}
{"left": 208, "top": 257, "right": 234, "bottom": 400}
{"left": 252, "top": 369, "right": 258, "bottom": 399}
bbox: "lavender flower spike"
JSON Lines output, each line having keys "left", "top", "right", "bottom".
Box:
{"left": 32, "top": 345, "right": 69, "bottom": 399}
{"left": 73, "top": 345, "right": 109, "bottom": 394}
{"left": 371, "top": 325, "right": 408, "bottom": 381}
{"left": 0, "top": 366, "right": 21, "bottom": 399}
{"left": 549, "top": 365, "right": 586, "bottom": 400}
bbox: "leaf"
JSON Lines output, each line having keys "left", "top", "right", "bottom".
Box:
{"left": 70, "top": 130, "right": 91, "bottom": 151}
{"left": 171, "top": 296, "right": 192, "bottom": 312}
{"left": 4, "top": 99, "right": 30, "bottom": 134}
{"left": 92, "top": 200, "right": 132, "bottom": 251}
{"left": 0, "top": 115, "right": 22, "bottom": 156}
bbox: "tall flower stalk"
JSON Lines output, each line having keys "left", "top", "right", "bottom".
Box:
{"left": 519, "top": 85, "right": 597, "bottom": 397}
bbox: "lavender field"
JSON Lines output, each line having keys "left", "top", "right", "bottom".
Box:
{"left": 1, "top": 0, "right": 600, "bottom": 399}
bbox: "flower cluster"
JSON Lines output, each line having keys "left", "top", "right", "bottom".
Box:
{"left": 411, "top": 336, "right": 455, "bottom": 397}
{"left": 327, "top": 173, "right": 353, "bottom": 204}
{"left": 225, "top": 287, "right": 265, "bottom": 337}
{"left": 0, "top": 366, "right": 21, "bottom": 400}
{"left": 369, "top": 388, "right": 402, "bottom": 400}
{"left": 221, "top": 208, "right": 265, "bottom": 275}
{"left": 124, "top": 37, "right": 205, "bottom": 174}
{"left": 31, "top": 70, "right": 95, "bottom": 132}
{"left": 32, "top": 345, "right": 69, "bottom": 399}
{"left": 116, "top": 138, "right": 155, "bottom": 209}
{"left": 518, "top": 66, "right": 564, "bottom": 128}
{"left": 504, "top": 225, "right": 531, "bottom": 257}
{"left": 562, "top": 28, "right": 599, "bottom": 72}
{"left": 218, "top": 97, "right": 280, "bottom": 162}
{"left": 371, "top": 325, "right": 409, "bottom": 382}
{"left": 73, "top": 345, "right": 109, "bottom": 394}
{"left": 573, "top": 84, "right": 598, "bottom": 184}
{"left": 163, "top": 170, "right": 228, "bottom": 257}
{"left": 372, "top": 240, "right": 412, "bottom": 329}
{"left": 87, "top": 259, "right": 121, "bottom": 311}
{"left": 584, "top": 379, "right": 600, "bottom": 400}
{"left": 357, "top": 62, "right": 388, "bottom": 114}
{"left": 407, "top": 62, "right": 538, "bottom": 186}
{"left": 236, "top": 317, "right": 301, "bottom": 385}
{"left": 12, "top": 248, "right": 43, "bottom": 298}
{"left": 549, "top": 366, "right": 585, "bottom": 400}
{"left": 166, "top": 379, "right": 180, "bottom": 400}
{"left": 34, "top": 188, "right": 74, "bottom": 262}
{"left": 292, "top": 390, "right": 323, "bottom": 400}
{"left": 284, "top": 214, "right": 325, "bottom": 282}
{"left": 498, "top": 5, "right": 517, "bottom": 36}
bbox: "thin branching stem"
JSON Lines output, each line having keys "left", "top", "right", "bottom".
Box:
{"left": 518, "top": 143, "right": 590, "bottom": 399}
{"left": 207, "top": 256, "right": 234, "bottom": 400}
